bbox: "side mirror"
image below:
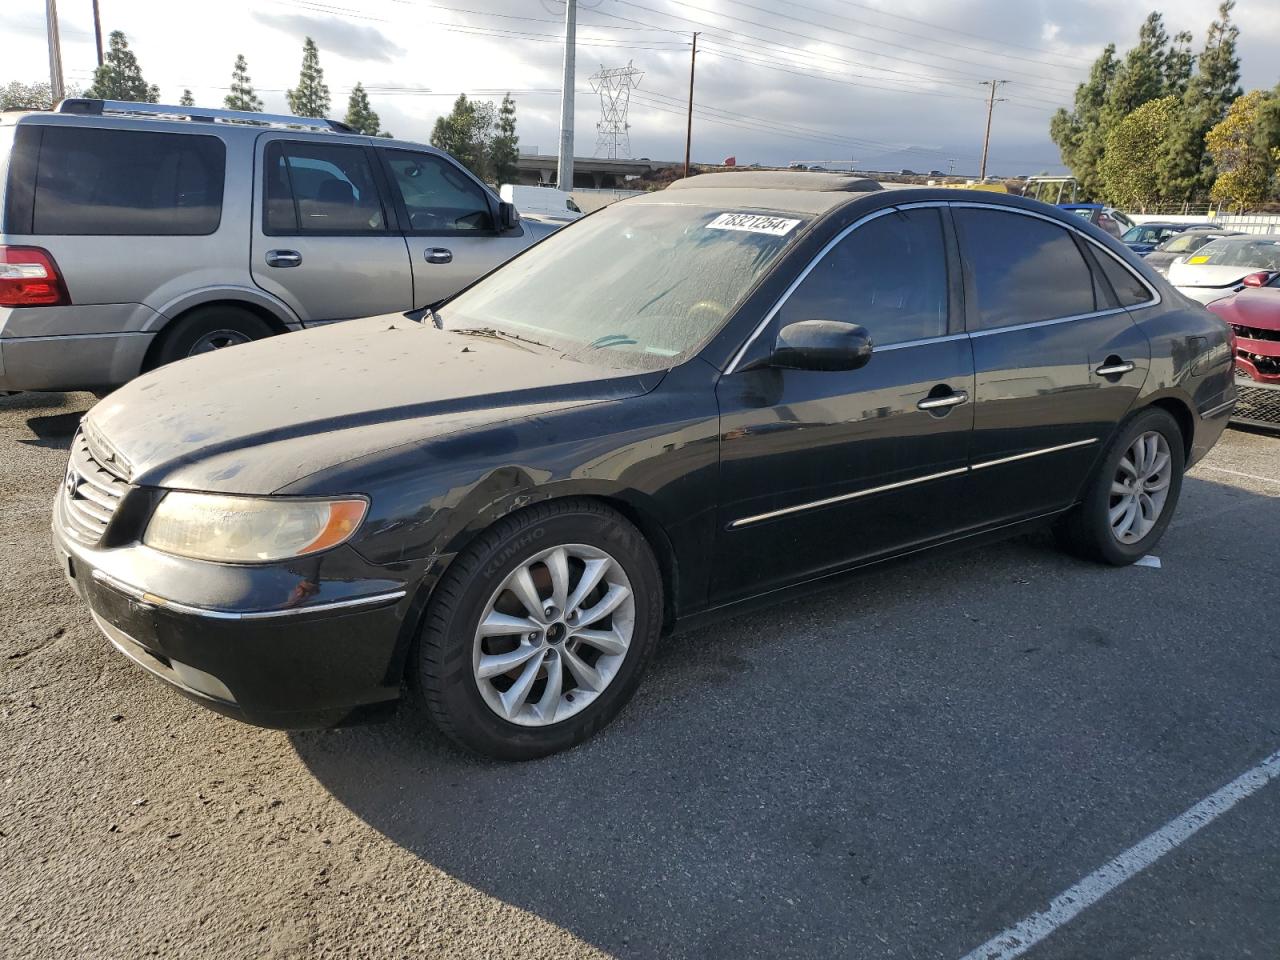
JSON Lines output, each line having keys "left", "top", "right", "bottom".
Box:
{"left": 769, "top": 319, "right": 873, "bottom": 372}
{"left": 497, "top": 201, "right": 520, "bottom": 231}
{"left": 1241, "top": 271, "right": 1274, "bottom": 288}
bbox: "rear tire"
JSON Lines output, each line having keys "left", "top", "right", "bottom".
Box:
{"left": 1053, "top": 406, "right": 1185, "bottom": 565}
{"left": 149, "top": 305, "right": 273, "bottom": 369}
{"left": 414, "top": 499, "right": 662, "bottom": 760}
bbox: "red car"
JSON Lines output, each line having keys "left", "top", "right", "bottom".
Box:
{"left": 1207, "top": 271, "right": 1280, "bottom": 430}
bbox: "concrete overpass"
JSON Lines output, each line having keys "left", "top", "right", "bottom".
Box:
{"left": 515, "top": 154, "right": 681, "bottom": 189}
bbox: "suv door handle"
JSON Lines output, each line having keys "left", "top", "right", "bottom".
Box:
{"left": 917, "top": 389, "right": 969, "bottom": 411}
{"left": 1094, "top": 359, "right": 1135, "bottom": 376}
{"left": 265, "top": 249, "right": 302, "bottom": 268}
{"left": 424, "top": 247, "right": 453, "bottom": 264}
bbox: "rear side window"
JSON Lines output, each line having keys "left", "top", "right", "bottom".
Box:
{"left": 954, "top": 208, "right": 1096, "bottom": 329}
{"left": 1092, "top": 248, "right": 1153, "bottom": 307}
{"left": 30, "top": 126, "right": 224, "bottom": 236}
{"left": 382, "top": 150, "right": 494, "bottom": 232}
{"left": 264, "top": 141, "right": 387, "bottom": 235}
{"left": 777, "top": 208, "right": 949, "bottom": 347}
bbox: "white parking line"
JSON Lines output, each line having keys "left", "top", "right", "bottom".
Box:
{"left": 958, "top": 748, "right": 1280, "bottom": 960}
{"left": 1194, "top": 464, "right": 1280, "bottom": 487}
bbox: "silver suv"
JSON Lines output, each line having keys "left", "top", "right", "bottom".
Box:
{"left": 0, "top": 99, "right": 555, "bottom": 393}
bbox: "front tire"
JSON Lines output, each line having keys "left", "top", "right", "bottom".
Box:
{"left": 1054, "top": 406, "right": 1185, "bottom": 565}
{"left": 414, "top": 499, "right": 662, "bottom": 760}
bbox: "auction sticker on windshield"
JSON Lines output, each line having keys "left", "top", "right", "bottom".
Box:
{"left": 706, "top": 213, "right": 802, "bottom": 236}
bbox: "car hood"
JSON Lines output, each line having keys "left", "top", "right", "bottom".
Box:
{"left": 1167, "top": 260, "right": 1257, "bottom": 288}
{"left": 1206, "top": 288, "right": 1280, "bottom": 330}
{"left": 87, "top": 315, "right": 663, "bottom": 494}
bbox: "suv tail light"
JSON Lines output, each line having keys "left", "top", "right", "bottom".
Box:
{"left": 0, "top": 246, "right": 71, "bottom": 307}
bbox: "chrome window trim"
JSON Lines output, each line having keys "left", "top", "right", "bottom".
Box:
{"left": 723, "top": 202, "right": 950, "bottom": 375}
{"left": 90, "top": 568, "right": 405, "bottom": 619}
{"left": 728, "top": 437, "right": 1100, "bottom": 528}
{"left": 728, "top": 466, "right": 968, "bottom": 529}
{"left": 967, "top": 306, "right": 1130, "bottom": 339}
{"left": 875, "top": 332, "right": 969, "bottom": 352}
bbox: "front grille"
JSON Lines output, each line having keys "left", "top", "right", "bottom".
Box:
{"left": 62, "top": 427, "right": 130, "bottom": 545}
{"left": 1234, "top": 380, "right": 1280, "bottom": 428}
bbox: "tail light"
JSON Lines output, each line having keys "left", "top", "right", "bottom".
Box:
{"left": 0, "top": 245, "right": 70, "bottom": 307}
{"left": 1241, "top": 271, "right": 1274, "bottom": 288}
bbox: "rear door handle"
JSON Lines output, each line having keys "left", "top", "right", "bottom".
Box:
{"left": 424, "top": 247, "right": 453, "bottom": 264}
{"left": 1094, "top": 360, "right": 1135, "bottom": 376}
{"left": 917, "top": 389, "right": 969, "bottom": 411}
{"left": 265, "top": 249, "right": 302, "bottom": 268}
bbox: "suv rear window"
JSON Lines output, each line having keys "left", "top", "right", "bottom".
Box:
{"left": 27, "top": 126, "right": 225, "bottom": 236}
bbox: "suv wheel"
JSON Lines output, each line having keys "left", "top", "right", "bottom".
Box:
{"left": 1054, "top": 406, "right": 1185, "bottom": 565}
{"left": 414, "top": 499, "right": 662, "bottom": 760}
{"left": 150, "top": 305, "right": 273, "bottom": 368}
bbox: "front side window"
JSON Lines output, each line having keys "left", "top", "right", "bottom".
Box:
{"left": 31, "top": 127, "right": 224, "bottom": 236}
{"left": 776, "top": 208, "right": 949, "bottom": 346}
{"left": 264, "top": 141, "right": 386, "bottom": 234}
{"left": 437, "top": 203, "right": 807, "bottom": 371}
{"left": 954, "top": 208, "right": 1096, "bottom": 329}
{"left": 382, "top": 150, "right": 493, "bottom": 232}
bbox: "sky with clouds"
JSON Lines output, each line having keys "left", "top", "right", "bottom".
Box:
{"left": 5, "top": 0, "right": 1279, "bottom": 177}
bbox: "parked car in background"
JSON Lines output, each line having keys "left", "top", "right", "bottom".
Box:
{"left": 1144, "top": 228, "right": 1244, "bottom": 276}
{"left": 1058, "top": 203, "right": 1135, "bottom": 238}
{"left": 1167, "top": 235, "right": 1280, "bottom": 305}
{"left": 1206, "top": 274, "right": 1280, "bottom": 429}
{"left": 1120, "top": 221, "right": 1219, "bottom": 255}
{"left": 0, "top": 99, "right": 557, "bottom": 394}
{"left": 53, "top": 173, "right": 1234, "bottom": 760}
{"left": 499, "top": 184, "right": 582, "bottom": 227}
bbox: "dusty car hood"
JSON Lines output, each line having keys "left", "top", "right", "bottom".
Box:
{"left": 88, "top": 315, "right": 662, "bottom": 494}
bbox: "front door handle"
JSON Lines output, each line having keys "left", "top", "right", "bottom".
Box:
{"left": 265, "top": 249, "right": 302, "bottom": 268}
{"left": 917, "top": 389, "right": 969, "bottom": 411}
{"left": 1095, "top": 359, "right": 1135, "bottom": 376}
{"left": 424, "top": 247, "right": 453, "bottom": 264}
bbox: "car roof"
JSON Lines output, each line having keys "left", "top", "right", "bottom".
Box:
{"left": 1060, "top": 202, "right": 1103, "bottom": 209}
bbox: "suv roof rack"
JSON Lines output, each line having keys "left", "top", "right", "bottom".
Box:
{"left": 57, "top": 98, "right": 357, "bottom": 134}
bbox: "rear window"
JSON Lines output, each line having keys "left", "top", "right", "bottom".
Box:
{"left": 27, "top": 126, "right": 224, "bottom": 236}
{"left": 1091, "top": 247, "right": 1153, "bottom": 307}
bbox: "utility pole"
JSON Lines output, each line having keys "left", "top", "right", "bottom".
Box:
{"left": 92, "top": 0, "right": 104, "bottom": 66}
{"left": 556, "top": 0, "right": 577, "bottom": 191}
{"left": 45, "top": 0, "right": 65, "bottom": 104}
{"left": 978, "top": 80, "right": 1007, "bottom": 181}
{"left": 683, "top": 32, "right": 698, "bottom": 178}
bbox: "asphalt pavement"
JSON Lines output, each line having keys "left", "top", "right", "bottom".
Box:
{"left": 1, "top": 390, "right": 1277, "bottom": 960}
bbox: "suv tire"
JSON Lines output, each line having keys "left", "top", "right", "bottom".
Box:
{"left": 414, "top": 499, "right": 662, "bottom": 760}
{"left": 1054, "top": 406, "right": 1185, "bottom": 565}
{"left": 150, "top": 305, "right": 274, "bottom": 369}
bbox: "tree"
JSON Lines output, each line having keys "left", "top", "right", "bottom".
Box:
{"left": 1, "top": 81, "right": 55, "bottom": 110}
{"left": 1106, "top": 13, "right": 1176, "bottom": 117}
{"left": 1255, "top": 83, "right": 1280, "bottom": 168}
{"left": 1207, "top": 91, "right": 1279, "bottom": 211}
{"left": 225, "top": 54, "right": 263, "bottom": 112}
{"left": 431, "top": 94, "right": 497, "bottom": 180}
{"left": 1050, "top": 44, "right": 1119, "bottom": 198}
{"left": 1161, "top": 1, "right": 1242, "bottom": 199}
{"left": 286, "top": 37, "right": 330, "bottom": 118}
{"left": 490, "top": 94, "right": 519, "bottom": 186}
{"left": 179, "top": 89, "right": 195, "bottom": 107}
{"left": 85, "top": 31, "right": 159, "bottom": 103}
{"left": 1100, "top": 96, "right": 1179, "bottom": 211}
{"left": 344, "top": 82, "right": 389, "bottom": 136}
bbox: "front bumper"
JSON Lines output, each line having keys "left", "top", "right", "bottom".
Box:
{"left": 1233, "top": 370, "right": 1280, "bottom": 430}
{"left": 53, "top": 493, "right": 431, "bottom": 729}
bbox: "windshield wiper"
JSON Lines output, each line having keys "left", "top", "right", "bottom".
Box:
{"left": 451, "top": 326, "right": 554, "bottom": 353}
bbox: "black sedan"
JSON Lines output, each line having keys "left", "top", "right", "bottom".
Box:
{"left": 54, "top": 174, "right": 1236, "bottom": 760}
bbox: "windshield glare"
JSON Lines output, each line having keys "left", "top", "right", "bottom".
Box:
{"left": 438, "top": 203, "right": 808, "bottom": 370}
{"left": 1192, "top": 237, "right": 1280, "bottom": 269}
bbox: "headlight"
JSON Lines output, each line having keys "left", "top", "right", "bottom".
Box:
{"left": 143, "top": 492, "right": 368, "bottom": 563}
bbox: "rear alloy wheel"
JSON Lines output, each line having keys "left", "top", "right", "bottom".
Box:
{"left": 415, "top": 499, "right": 662, "bottom": 760}
{"left": 150, "top": 305, "right": 273, "bottom": 369}
{"left": 1054, "top": 406, "right": 1185, "bottom": 565}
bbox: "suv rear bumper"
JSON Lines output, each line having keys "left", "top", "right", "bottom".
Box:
{"left": 0, "top": 330, "right": 154, "bottom": 391}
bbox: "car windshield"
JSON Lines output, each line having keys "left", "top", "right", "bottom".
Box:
{"left": 437, "top": 202, "right": 809, "bottom": 371}
{"left": 1189, "top": 237, "right": 1280, "bottom": 269}
{"left": 1160, "top": 232, "right": 1217, "bottom": 253}
{"left": 1122, "top": 225, "right": 1171, "bottom": 243}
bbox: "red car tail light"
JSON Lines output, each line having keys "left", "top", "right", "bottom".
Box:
{"left": 0, "top": 245, "right": 71, "bottom": 307}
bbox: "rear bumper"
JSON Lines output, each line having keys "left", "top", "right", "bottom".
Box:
{"left": 0, "top": 331, "right": 154, "bottom": 392}
{"left": 52, "top": 493, "right": 432, "bottom": 729}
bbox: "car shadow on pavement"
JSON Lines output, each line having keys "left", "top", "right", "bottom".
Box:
{"left": 1, "top": 392, "right": 94, "bottom": 449}
{"left": 289, "top": 474, "right": 1280, "bottom": 959}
